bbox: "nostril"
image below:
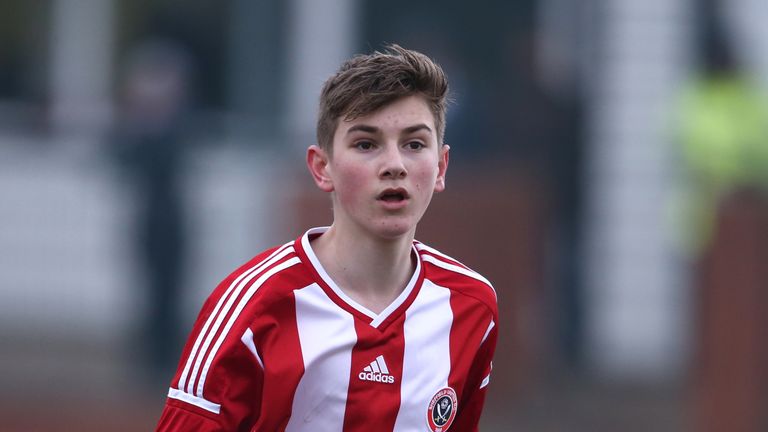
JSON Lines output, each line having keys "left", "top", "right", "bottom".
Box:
{"left": 381, "top": 167, "right": 407, "bottom": 178}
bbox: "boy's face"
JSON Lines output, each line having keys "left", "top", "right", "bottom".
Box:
{"left": 308, "top": 95, "right": 449, "bottom": 240}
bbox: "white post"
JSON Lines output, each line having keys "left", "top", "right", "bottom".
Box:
{"left": 583, "top": 0, "right": 694, "bottom": 379}
{"left": 285, "top": 0, "right": 358, "bottom": 150}
{"left": 49, "top": 0, "right": 115, "bottom": 137}
{"left": 724, "top": 0, "right": 768, "bottom": 89}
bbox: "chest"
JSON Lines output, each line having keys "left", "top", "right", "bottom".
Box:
{"left": 259, "top": 282, "right": 477, "bottom": 431}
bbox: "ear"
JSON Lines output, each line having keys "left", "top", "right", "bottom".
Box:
{"left": 307, "top": 145, "right": 334, "bottom": 192}
{"left": 434, "top": 144, "right": 450, "bottom": 192}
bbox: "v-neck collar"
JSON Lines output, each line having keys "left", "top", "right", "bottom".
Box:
{"left": 296, "top": 226, "right": 424, "bottom": 329}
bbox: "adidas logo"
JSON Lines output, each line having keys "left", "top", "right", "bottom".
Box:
{"left": 358, "top": 355, "right": 395, "bottom": 384}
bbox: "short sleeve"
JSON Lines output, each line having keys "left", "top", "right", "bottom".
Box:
{"left": 155, "top": 283, "right": 265, "bottom": 431}
{"left": 451, "top": 316, "right": 498, "bottom": 431}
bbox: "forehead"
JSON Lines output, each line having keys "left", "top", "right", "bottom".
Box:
{"left": 337, "top": 95, "right": 436, "bottom": 134}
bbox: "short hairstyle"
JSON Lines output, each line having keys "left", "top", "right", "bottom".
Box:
{"left": 316, "top": 44, "right": 449, "bottom": 153}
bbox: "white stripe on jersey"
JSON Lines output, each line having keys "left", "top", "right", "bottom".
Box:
{"left": 197, "top": 257, "right": 301, "bottom": 397}
{"left": 414, "top": 242, "right": 465, "bottom": 265}
{"left": 480, "top": 362, "right": 493, "bottom": 389}
{"left": 393, "top": 279, "right": 453, "bottom": 431}
{"left": 480, "top": 373, "right": 491, "bottom": 389}
{"left": 481, "top": 320, "right": 495, "bottom": 344}
{"left": 420, "top": 253, "right": 496, "bottom": 296}
{"left": 286, "top": 283, "right": 358, "bottom": 432}
{"left": 178, "top": 242, "right": 294, "bottom": 394}
{"left": 167, "top": 388, "right": 221, "bottom": 414}
{"left": 241, "top": 327, "right": 264, "bottom": 369}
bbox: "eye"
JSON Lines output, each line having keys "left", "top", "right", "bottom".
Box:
{"left": 354, "top": 140, "right": 375, "bottom": 151}
{"left": 405, "top": 141, "right": 425, "bottom": 150}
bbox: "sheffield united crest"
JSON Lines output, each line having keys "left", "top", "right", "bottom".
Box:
{"left": 426, "top": 387, "right": 457, "bottom": 431}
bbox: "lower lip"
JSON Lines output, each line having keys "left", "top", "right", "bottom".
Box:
{"left": 377, "top": 198, "right": 409, "bottom": 210}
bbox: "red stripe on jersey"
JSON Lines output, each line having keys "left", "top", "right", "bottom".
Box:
{"left": 447, "top": 291, "right": 493, "bottom": 399}
{"left": 342, "top": 318, "right": 406, "bottom": 431}
{"left": 248, "top": 289, "right": 306, "bottom": 430}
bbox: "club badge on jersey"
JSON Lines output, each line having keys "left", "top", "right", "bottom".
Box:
{"left": 426, "top": 387, "right": 458, "bottom": 431}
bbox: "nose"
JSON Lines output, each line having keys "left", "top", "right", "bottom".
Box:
{"left": 379, "top": 145, "right": 407, "bottom": 179}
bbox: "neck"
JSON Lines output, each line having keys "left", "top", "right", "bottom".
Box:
{"left": 310, "top": 224, "right": 415, "bottom": 314}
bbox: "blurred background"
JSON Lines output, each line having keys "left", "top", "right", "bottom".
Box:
{"left": 2, "top": 0, "right": 768, "bottom": 430}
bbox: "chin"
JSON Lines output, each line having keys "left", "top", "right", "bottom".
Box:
{"left": 370, "top": 219, "right": 417, "bottom": 240}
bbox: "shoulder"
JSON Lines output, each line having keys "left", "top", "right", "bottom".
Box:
{"left": 204, "top": 240, "right": 310, "bottom": 314}
{"left": 415, "top": 241, "right": 497, "bottom": 315}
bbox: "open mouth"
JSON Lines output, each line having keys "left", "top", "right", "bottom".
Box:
{"left": 378, "top": 189, "right": 409, "bottom": 202}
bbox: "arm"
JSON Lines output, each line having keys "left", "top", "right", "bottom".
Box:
{"left": 156, "top": 287, "right": 265, "bottom": 431}
{"left": 451, "top": 317, "right": 498, "bottom": 431}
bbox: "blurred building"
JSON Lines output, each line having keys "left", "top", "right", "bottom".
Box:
{"left": 1, "top": 0, "right": 768, "bottom": 431}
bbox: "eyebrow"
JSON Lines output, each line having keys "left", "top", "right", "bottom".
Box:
{"left": 345, "top": 123, "right": 433, "bottom": 135}
{"left": 403, "top": 123, "right": 433, "bottom": 134}
{"left": 346, "top": 124, "right": 379, "bottom": 134}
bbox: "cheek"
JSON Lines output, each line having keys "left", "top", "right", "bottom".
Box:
{"left": 412, "top": 167, "right": 438, "bottom": 192}
{"left": 333, "top": 164, "right": 368, "bottom": 203}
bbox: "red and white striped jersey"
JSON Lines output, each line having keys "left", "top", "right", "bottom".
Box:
{"left": 156, "top": 227, "right": 498, "bottom": 432}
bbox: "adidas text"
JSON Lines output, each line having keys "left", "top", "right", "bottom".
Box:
{"left": 358, "top": 371, "right": 395, "bottom": 384}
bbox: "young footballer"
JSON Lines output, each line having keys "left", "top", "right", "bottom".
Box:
{"left": 156, "top": 44, "right": 498, "bottom": 432}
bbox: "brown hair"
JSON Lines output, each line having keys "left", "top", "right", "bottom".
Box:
{"left": 316, "top": 44, "right": 449, "bottom": 153}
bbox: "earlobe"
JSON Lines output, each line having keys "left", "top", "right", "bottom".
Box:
{"left": 307, "top": 145, "right": 334, "bottom": 192}
{"left": 434, "top": 144, "right": 450, "bottom": 192}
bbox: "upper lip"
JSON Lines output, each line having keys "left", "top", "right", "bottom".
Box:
{"left": 377, "top": 188, "right": 409, "bottom": 200}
